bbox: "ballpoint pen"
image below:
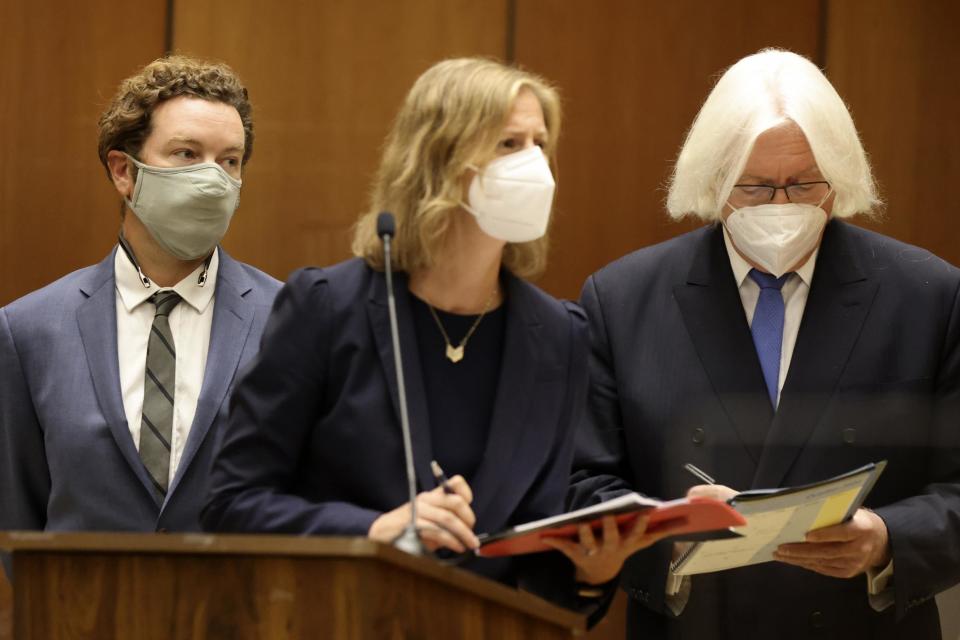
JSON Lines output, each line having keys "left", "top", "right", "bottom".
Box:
{"left": 683, "top": 463, "right": 716, "bottom": 485}
{"left": 431, "top": 460, "right": 455, "bottom": 494}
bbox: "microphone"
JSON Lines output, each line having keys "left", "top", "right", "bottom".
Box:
{"left": 377, "top": 212, "right": 426, "bottom": 556}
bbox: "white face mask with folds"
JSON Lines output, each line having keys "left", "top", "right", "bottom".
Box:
{"left": 462, "top": 145, "right": 556, "bottom": 243}
{"left": 723, "top": 192, "right": 831, "bottom": 277}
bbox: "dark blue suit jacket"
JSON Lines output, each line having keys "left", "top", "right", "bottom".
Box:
{"left": 0, "top": 248, "right": 280, "bottom": 540}
{"left": 203, "top": 258, "right": 588, "bottom": 599}
{"left": 570, "top": 221, "right": 960, "bottom": 639}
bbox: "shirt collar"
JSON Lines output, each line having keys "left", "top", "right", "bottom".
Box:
{"left": 722, "top": 225, "right": 819, "bottom": 288}
{"left": 115, "top": 246, "right": 219, "bottom": 313}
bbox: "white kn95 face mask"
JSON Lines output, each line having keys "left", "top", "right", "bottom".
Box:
{"left": 462, "top": 146, "right": 556, "bottom": 243}
{"left": 723, "top": 197, "right": 831, "bottom": 278}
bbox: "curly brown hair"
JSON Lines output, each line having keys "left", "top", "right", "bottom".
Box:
{"left": 97, "top": 55, "right": 254, "bottom": 177}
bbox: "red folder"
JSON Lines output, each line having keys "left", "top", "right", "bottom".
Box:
{"left": 477, "top": 494, "right": 746, "bottom": 557}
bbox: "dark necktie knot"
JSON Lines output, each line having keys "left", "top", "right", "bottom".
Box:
{"left": 748, "top": 269, "right": 790, "bottom": 291}
{"left": 150, "top": 291, "right": 182, "bottom": 317}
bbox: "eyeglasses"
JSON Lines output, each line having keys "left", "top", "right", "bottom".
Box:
{"left": 730, "top": 181, "right": 831, "bottom": 206}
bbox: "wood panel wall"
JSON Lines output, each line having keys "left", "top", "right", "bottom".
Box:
{"left": 1, "top": 0, "right": 956, "bottom": 306}
{"left": 1, "top": 1, "right": 958, "bottom": 639}
{"left": 825, "top": 0, "right": 960, "bottom": 268}
{"left": 0, "top": 1, "right": 167, "bottom": 306}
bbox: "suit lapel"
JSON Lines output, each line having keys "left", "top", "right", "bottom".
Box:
{"left": 468, "top": 273, "right": 543, "bottom": 526}
{"left": 753, "top": 221, "right": 878, "bottom": 487}
{"left": 168, "top": 251, "right": 254, "bottom": 496}
{"left": 367, "top": 270, "right": 435, "bottom": 491}
{"left": 76, "top": 250, "right": 161, "bottom": 506}
{"left": 673, "top": 226, "right": 773, "bottom": 464}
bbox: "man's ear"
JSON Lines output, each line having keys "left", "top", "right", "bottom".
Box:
{"left": 106, "top": 150, "right": 135, "bottom": 198}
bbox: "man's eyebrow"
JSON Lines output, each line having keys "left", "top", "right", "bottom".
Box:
{"left": 738, "top": 169, "right": 823, "bottom": 183}
{"left": 163, "top": 137, "right": 244, "bottom": 153}
{"left": 165, "top": 136, "right": 202, "bottom": 145}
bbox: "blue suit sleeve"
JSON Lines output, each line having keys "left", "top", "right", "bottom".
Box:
{"left": 0, "top": 307, "right": 51, "bottom": 578}
{"left": 202, "top": 269, "right": 380, "bottom": 536}
{"left": 0, "top": 308, "right": 50, "bottom": 533}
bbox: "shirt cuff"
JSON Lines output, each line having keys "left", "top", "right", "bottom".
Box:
{"left": 865, "top": 559, "right": 895, "bottom": 612}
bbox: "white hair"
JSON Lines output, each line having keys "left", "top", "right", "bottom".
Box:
{"left": 666, "top": 49, "right": 880, "bottom": 220}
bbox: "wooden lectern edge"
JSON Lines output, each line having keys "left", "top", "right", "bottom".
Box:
{"left": 0, "top": 531, "right": 585, "bottom": 632}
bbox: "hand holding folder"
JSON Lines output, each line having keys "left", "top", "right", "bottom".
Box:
{"left": 671, "top": 461, "right": 887, "bottom": 575}
{"left": 476, "top": 493, "right": 746, "bottom": 558}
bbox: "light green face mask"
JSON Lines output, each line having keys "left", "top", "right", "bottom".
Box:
{"left": 124, "top": 154, "right": 242, "bottom": 260}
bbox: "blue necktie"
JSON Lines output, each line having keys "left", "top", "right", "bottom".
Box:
{"left": 748, "top": 269, "right": 789, "bottom": 408}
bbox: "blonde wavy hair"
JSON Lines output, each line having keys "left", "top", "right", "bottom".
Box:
{"left": 352, "top": 57, "right": 561, "bottom": 279}
{"left": 97, "top": 55, "right": 254, "bottom": 177}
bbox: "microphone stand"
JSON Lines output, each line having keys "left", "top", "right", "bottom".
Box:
{"left": 378, "top": 213, "right": 427, "bottom": 556}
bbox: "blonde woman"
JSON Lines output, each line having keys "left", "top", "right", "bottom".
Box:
{"left": 203, "top": 59, "right": 661, "bottom": 605}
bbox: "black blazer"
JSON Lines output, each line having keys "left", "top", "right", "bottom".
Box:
{"left": 203, "top": 258, "right": 588, "bottom": 599}
{"left": 570, "top": 221, "right": 960, "bottom": 639}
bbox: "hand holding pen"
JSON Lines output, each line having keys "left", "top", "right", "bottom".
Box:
{"left": 431, "top": 460, "right": 455, "bottom": 495}
{"left": 683, "top": 463, "right": 737, "bottom": 502}
{"left": 368, "top": 461, "right": 478, "bottom": 552}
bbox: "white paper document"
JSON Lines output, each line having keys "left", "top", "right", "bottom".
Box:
{"left": 671, "top": 461, "right": 886, "bottom": 576}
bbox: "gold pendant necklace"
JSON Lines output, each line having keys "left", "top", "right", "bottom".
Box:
{"left": 427, "top": 287, "right": 498, "bottom": 364}
{"left": 445, "top": 343, "right": 465, "bottom": 363}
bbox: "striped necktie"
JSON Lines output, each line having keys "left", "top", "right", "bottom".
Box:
{"left": 748, "top": 269, "right": 790, "bottom": 408}
{"left": 139, "top": 290, "right": 181, "bottom": 496}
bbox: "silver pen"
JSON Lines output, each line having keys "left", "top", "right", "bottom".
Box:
{"left": 683, "top": 463, "right": 716, "bottom": 485}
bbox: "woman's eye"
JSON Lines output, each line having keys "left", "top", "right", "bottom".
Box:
{"left": 173, "top": 149, "right": 196, "bottom": 160}
{"left": 498, "top": 138, "right": 518, "bottom": 149}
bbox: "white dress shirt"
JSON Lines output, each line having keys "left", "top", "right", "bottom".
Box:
{"left": 665, "top": 229, "right": 893, "bottom": 613}
{"left": 114, "top": 248, "right": 219, "bottom": 488}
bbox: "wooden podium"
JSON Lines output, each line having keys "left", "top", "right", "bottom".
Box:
{"left": 0, "top": 531, "right": 585, "bottom": 639}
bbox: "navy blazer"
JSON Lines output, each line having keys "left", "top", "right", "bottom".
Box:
{"left": 570, "top": 221, "right": 960, "bottom": 639}
{"left": 204, "top": 258, "right": 588, "bottom": 596}
{"left": 0, "top": 248, "right": 281, "bottom": 538}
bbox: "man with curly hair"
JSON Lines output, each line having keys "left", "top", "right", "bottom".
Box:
{"left": 0, "top": 56, "right": 281, "bottom": 544}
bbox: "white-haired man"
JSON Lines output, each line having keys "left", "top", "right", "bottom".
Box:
{"left": 563, "top": 49, "right": 960, "bottom": 639}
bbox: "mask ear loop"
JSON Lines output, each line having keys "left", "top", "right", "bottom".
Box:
{"left": 118, "top": 232, "right": 151, "bottom": 289}
{"left": 815, "top": 187, "right": 834, "bottom": 211}
{"left": 197, "top": 252, "right": 214, "bottom": 287}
